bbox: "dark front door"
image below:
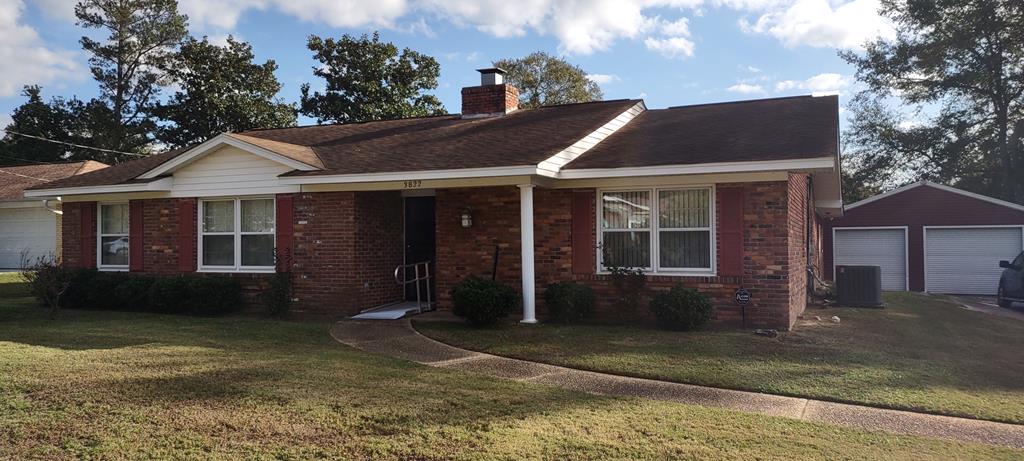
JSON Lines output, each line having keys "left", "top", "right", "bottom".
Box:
{"left": 404, "top": 196, "right": 436, "bottom": 302}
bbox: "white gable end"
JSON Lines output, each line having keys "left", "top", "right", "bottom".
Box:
{"left": 170, "top": 146, "right": 299, "bottom": 197}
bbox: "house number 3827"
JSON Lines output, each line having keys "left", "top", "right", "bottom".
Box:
{"left": 403, "top": 180, "right": 423, "bottom": 189}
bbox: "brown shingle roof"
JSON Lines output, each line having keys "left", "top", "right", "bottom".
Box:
{"left": 564, "top": 95, "right": 839, "bottom": 169}
{"left": 24, "top": 149, "right": 189, "bottom": 191}
{"left": 24, "top": 95, "right": 840, "bottom": 191}
{"left": 245, "top": 99, "right": 641, "bottom": 176}
{"left": 0, "top": 161, "right": 109, "bottom": 199}
{"left": 227, "top": 133, "right": 324, "bottom": 169}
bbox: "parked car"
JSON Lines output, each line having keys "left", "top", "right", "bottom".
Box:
{"left": 998, "top": 252, "right": 1024, "bottom": 307}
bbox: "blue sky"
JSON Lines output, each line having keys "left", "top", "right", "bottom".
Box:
{"left": 0, "top": 0, "right": 895, "bottom": 128}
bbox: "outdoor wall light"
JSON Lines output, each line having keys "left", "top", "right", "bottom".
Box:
{"left": 461, "top": 208, "right": 473, "bottom": 228}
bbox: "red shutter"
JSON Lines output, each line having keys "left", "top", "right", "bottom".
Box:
{"left": 80, "top": 202, "right": 97, "bottom": 268}
{"left": 718, "top": 188, "right": 744, "bottom": 277}
{"left": 275, "top": 194, "right": 294, "bottom": 271}
{"left": 177, "top": 199, "right": 196, "bottom": 272}
{"left": 129, "top": 201, "right": 144, "bottom": 272}
{"left": 571, "top": 190, "right": 596, "bottom": 274}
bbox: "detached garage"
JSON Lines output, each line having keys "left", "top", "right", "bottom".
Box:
{"left": 824, "top": 181, "right": 1024, "bottom": 295}
{"left": 0, "top": 161, "right": 108, "bottom": 269}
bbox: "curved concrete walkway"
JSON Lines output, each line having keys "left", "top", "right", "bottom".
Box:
{"left": 330, "top": 318, "right": 1024, "bottom": 449}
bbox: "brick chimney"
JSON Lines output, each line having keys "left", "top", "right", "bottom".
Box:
{"left": 461, "top": 68, "right": 519, "bottom": 118}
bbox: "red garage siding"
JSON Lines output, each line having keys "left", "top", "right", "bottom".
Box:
{"left": 824, "top": 183, "right": 1024, "bottom": 291}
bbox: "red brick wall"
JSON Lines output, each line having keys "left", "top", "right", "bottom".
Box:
{"left": 354, "top": 191, "right": 404, "bottom": 310}
{"left": 435, "top": 186, "right": 524, "bottom": 309}
{"left": 433, "top": 181, "right": 804, "bottom": 329}
{"left": 291, "top": 191, "right": 404, "bottom": 316}
{"left": 60, "top": 202, "right": 86, "bottom": 267}
{"left": 787, "top": 173, "right": 809, "bottom": 323}
{"left": 461, "top": 84, "right": 519, "bottom": 115}
{"left": 140, "top": 198, "right": 184, "bottom": 274}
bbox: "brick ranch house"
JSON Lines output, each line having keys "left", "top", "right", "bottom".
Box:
{"left": 25, "top": 68, "right": 843, "bottom": 329}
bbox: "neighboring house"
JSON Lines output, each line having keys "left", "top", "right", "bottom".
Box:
{"left": 824, "top": 181, "right": 1024, "bottom": 295}
{"left": 0, "top": 161, "right": 108, "bottom": 269}
{"left": 25, "top": 68, "right": 843, "bottom": 329}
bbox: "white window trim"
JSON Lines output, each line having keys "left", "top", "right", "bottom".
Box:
{"left": 596, "top": 185, "right": 717, "bottom": 276}
{"left": 197, "top": 197, "right": 276, "bottom": 273}
{"left": 97, "top": 202, "right": 129, "bottom": 271}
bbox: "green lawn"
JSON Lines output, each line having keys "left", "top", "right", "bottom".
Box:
{"left": 1, "top": 278, "right": 1020, "bottom": 459}
{"left": 416, "top": 292, "right": 1024, "bottom": 425}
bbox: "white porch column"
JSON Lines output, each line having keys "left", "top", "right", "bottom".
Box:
{"left": 518, "top": 184, "right": 538, "bottom": 324}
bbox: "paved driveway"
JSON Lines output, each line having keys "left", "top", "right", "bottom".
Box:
{"left": 948, "top": 295, "right": 1024, "bottom": 322}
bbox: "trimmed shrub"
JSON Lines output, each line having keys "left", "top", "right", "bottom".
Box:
{"left": 147, "top": 276, "right": 242, "bottom": 315}
{"left": 147, "top": 277, "right": 191, "bottom": 313}
{"left": 61, "top": 268, "right": 99, "bottom": 309}
{"left": 112, "top": 275, "right": 155, "bottom": 310}
{"left": 30, "top": 267, "right": 244, "bottom": 316}
{"left": 648, "top": 284, "right": 713, "bottom": 331}
{"left": 543, "top": 281, "right": 595, "bottom": 323}
{"left": 85, "top": 271, "right": 123, "bottom": 309}
{"left": 187, "top": 277, "right": 242, "bottom": 315}
{"left": 451, "top": 276, "right": 518, "bottom": 326}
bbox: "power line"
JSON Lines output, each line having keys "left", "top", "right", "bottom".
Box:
{"left": 1, "top": 129, "right": 149, "bottom": 157}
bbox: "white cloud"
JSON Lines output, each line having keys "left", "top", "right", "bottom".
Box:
{"left": 659, "top": 17, "right": 691, "bottom": 36}
{"left": 178, "top": 0, "right": 409, "bottom": 30}
{"left": 0, "top": 0, "right": 81, "bottom": 98}
{"left": 30, "top": 0, "right": 77, "bottom": 21}
{"left": 0, "top": 113, "right": 12, "bottom": 129}
{"left": 644, "top": 36, "right": 695, "bottom": 59}
{"left": 726, "top": 83, "right": 765, "bottom": 94}
{"left": 774, "top": 72, "right": 848, "bottom": 93}
{"left": 739, "top": 0, "right": 894, "bottom": 49}
{"left": 441, "top": 51, "right": 482, "bottom": 62}
{"left": 204, "top": 33, "right": 239, "bottom": 47}
{"left": 26, "top": 0, "right": 893, "bottom": 63}
{"left": 586, "top": 73, "right": 620, "bottom": 84}
{"left": 743, "top": 65, "right": 761, "bottom": 73}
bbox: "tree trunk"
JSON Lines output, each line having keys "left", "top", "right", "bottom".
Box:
{"left": 1010, "top": 118, "right": 1024, "bottom": 203}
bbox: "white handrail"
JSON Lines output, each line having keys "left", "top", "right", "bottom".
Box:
{"left": 393, "top": 261, "right": 434, "bottom": 313}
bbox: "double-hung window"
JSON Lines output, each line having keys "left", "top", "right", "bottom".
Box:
{"left": 199, "top": 198, "right": 275, "bottom": 271}
{"left": 600, "top": 187, "right": 714, "bottom": 274}
{"left": 98, "top": 203, "right": 129, "bottom": 269}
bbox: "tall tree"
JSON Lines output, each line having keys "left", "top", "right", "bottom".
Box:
{"left": 841, "top": 0, "right": 1024, "bottom": 202}
{"left": 152, "top": 36, "right": 297, "bottom": 148}
{"left": 494, "top": 52, "right": 603, "bottom": 109}
{"left": 76, "top": 0, "right": 188, "bottom": 154}
{"left": 0, "top": 86, "right": 103, "bottom": 164}
{"left": 299, "top": 32, "right": 446, "bottom": 123}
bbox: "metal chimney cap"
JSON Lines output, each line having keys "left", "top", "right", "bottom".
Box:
{"left": 476, "top": 67, "right": 507, "bottom": 75}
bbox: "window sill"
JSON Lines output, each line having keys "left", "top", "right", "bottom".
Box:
{"left": 596, "top": 270, "right": 717, "bottom": 278}
{"left": 98, "top": 266, "right": 129, "bottom": 272}
{"left": 197, "top": 267, "right": 275, "bottom": 274}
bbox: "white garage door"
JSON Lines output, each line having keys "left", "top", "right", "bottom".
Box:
{"left": 925, "top": 227, "right": 1023, "bottom": 295}
{"left": 833, "top": 228, "right": 907, "bottom": 291}
{"left": 0, "top": 206, "right": 57, "bottom": 269}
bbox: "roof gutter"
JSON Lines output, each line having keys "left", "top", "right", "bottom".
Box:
{"left": 278, "top": 165, "right": 552, "bottom": 185}
{"left": 555, "top": 156, "right": 836, "bottom": 179}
